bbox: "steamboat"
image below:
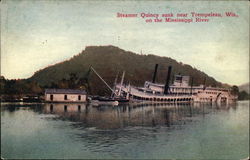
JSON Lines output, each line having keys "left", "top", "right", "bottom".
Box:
{"left": 114, "top": 64, "right": 237, "bottom": 104}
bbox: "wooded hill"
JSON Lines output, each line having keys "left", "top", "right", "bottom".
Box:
{"left": 27, "top": 45, "right": 225, "bottom": 95}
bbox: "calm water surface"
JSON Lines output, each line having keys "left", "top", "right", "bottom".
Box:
{"left": 1, "top": 101, "right": 249, "bottom": 159}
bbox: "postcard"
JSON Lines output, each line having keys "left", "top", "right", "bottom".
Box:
{"left": 1, "top": 0, "right": 249, "bottom": 159}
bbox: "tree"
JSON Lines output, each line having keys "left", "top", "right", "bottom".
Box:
{"left": 230, "top": 85, "right": 239, "bottom": 96}
{"left": 238, "top": 91, "right": 250, "bottom": 100}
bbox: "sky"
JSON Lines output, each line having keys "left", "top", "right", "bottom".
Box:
{"left": 1, "top": 0, "right": 249, "bottom": 85}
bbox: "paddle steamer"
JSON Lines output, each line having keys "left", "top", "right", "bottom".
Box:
{"left": 114, "top": 64, "right": 237, "bottom": 104}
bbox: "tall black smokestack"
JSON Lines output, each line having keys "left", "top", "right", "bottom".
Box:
{"left": 203, "top": 77, "right": 206, "bottom": 90}
{"left": 152, "top": 64, "right": 158, "bottom": 83}
{"left": 164, "top": 66, "right": 172, "bottom": 95}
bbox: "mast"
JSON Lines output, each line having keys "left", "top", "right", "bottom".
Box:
{"left": 118, "top": 71, "right": 125, "bottom": 96}
{"left": 126, "top": 82, "right": 130, "bottom": 100}
{"left": 90, "top": 66, "right": 114, "bottom": 93}
{"left": 111, "top": 72, "right": 119, "bottom": 97}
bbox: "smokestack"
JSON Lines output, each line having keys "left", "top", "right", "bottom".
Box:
{"left": 190, "top": 77, "right": 193, "bottom": 95}
{"left": 164, "top": 66, "right": 172, "bottom": 95}
{"left": 203, "top": 77, "right": 206, "bottom": 90}
{"left": 152, "top": 64, "right": 158, "bottom": 83}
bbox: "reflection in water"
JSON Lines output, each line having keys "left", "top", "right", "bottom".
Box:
{"left": 1, "top": 102, "right": 236, "bottom": 131}
{"left": 40, "top": 102, "right": 236, "bottom": 130}
{"left": 42, "top": 102, "right": 238, "bottom": 155}
{"left": 1, "top": 101, "right": 247, "bottom": 159}
{"left": 1, "top": 103, "right": 43, "bottom": 113}
{"left": 1, "top": 102, "right": 235, "bottom": 130}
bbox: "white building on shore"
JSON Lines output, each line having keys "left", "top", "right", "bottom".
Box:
{"left": 45, "top": 89, "right": 87, "bottom": 103}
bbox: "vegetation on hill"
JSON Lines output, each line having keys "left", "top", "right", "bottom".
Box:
{"left": 27, "top": 45, "right": 225, "bottom": 95}
{"left": 1, "top": 45, "right": 236, "bottom": 97}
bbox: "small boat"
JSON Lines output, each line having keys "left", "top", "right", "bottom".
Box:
{"left": 22, "top": 96, "right": 42, "bottom": 103}
{"left": 88, "top": 67, "right": 128, "bottom": 105}
{"left": 90, "top": 97, "right": 119, "bottom": 106}
{"left": 113, "top": 97, "right": 129, "bottom": 103}
{"left": 91, "top": 100, "right": 119, "bottom": 106}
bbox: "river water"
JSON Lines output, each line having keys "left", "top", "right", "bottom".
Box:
{"left": 1, "top": 101, "right": 249, "bottom": 159}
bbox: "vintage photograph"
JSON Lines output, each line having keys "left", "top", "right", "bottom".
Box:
{"left": 1, "top": 0, "right": 249, "bottom": 159}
